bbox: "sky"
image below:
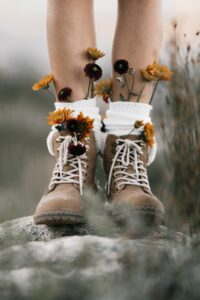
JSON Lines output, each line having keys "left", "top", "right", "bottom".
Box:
{"left": 0, "top": 0, "right": 200, "bottom": 73}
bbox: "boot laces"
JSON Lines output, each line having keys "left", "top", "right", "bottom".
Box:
{"left": 107, "top": 138, "right": 152, "bottom": 195}
{"left": 49, "top": 135, "right": 87, "bottom": 195}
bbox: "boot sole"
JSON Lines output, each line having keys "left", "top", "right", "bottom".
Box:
{"left": 111, "top": 205, "right": 165, "bottom": 236}
{"left": 33, "top": 210, "right": 85, "bottom": 225}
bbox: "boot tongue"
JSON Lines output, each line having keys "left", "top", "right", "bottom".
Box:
{"left": 121, "top": 134, "right": 148, "bottom": 167}
{"left": 52, "top": 130, "right": 71, "bottom": 160}
{"left": 50, "top": 130, "right": 81, "bottom": 192}
{"left": 115, "top": 134, "right": 150, "bottom": 194}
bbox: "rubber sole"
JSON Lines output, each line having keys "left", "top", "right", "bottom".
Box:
{"left": 105, "top": 203, "right": 165, "bottom": 236}
{"left": 113, "top": 207, "right": 165, "bottom": 225}
{"left": 33, "top": 210, "right": 85, "bottom": 225}
{"left": 113, "top": 208, "right": 165, "bottom": 238}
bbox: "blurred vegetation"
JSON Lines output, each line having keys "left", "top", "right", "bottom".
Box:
{"left": 0, "top": 67, "right": 54, "bottom": 222}
{"left": 157, "top": 26, "right": 200, "bottom": 234}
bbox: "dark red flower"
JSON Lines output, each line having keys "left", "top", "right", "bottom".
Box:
{"left": 84, "top": 63, "right": 102, "bottom": 81}
{"left": 58, "top": 87, "right": 72, "bottom": 101}
{"left": 68, "top": 143, "right": 86, "bottom": 156}
{"left": 67, "top": 119, "right": 79, "bottom": 133}
{"left": 103, "top": 95, "right": 109, "bottom": 103}
{"left": 114, "top": 59, "right": 129, "bottom": 75}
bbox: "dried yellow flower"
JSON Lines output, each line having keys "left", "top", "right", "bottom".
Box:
{"left": 141, "top": 61, "right": 173, "bottom": 82}
{"left": 32, "top": 74, "right": 54, "bottom": 91}
{"left": 134, "top": 120, "right": 144, "bottom": 128}
{"left": 48, "top": 108, "right": 74, "bottom": 125}
{"left": 87, "top": 47, "right": 105, "bottom": 61}
{"left": 76, "top": 112, "right": 94, "bottom": 139}
{"left": 95, "top": 79, "right": 112, "bottom": 103}
{"left": 143, "top": 123, "right": 154, "bottom": 147}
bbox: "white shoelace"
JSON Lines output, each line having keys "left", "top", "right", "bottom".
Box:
{"left": 49, "top": 135, "right": 87, "bottom": 195}
{"left": 107, "top": 138, "right": 152, "bottom": 195}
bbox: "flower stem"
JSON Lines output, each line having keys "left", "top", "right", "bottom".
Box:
{"left": 91, "top": 79, "right": 94, "bottom": 98}
{"left": 137, "top": 84, "right": 146, "bottom": 103}
{"left": 124, "top": 74, "right": 130, "bottom": 101}
{"left": 45, "top": 86, "right": 55, "bottom": 100}
{"left": 130, "top": 73, "right": 135, "bottom": 95}
{"left": 86, "top": 79, "right": 92, "bottom": 99}
{"left": 149, "top": 80, "right": 160, "bottom": 105}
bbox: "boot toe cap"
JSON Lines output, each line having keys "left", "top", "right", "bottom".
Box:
{"left": 113, "top": 189, "right": 165, "bottom": 215}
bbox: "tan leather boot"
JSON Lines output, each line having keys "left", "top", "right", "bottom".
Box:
{"left": 33, "top": 131, "right": 97, "bottom": 225}
{"left": 104, "top": 134, "right": 165, "bottom": 227}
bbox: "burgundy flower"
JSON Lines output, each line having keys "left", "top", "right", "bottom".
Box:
{"left": 103, "top": 95, "right": 109, "bottom": 103}
{"left": 58, "top": 87, "right": 72, "bottom": 101}
{"left": 67, "top": 119, "right": 79, "bottom": 133}
{"left": 84, "top": 63, "right": 102, "bottom": 81}
{"left": 114, "top": 59, "right": 129, "bottom": 75}
{"left": 68, "top": 143, "right": 86, "bottom": 156}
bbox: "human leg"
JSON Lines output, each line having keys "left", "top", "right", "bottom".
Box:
{"left": 47, "top": 0, "right": 96, "bottom": 101}
{"left": 112, "top": 0, "right": 163, "bottom": 103}
{"left": 104, "top": 0, "right": 165, "bottom": 229}
{"left": 34, "top": 0, "right": 100, "bottom": 225}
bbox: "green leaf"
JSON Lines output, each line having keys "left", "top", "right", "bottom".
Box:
{"left": 119, "top": 93, "right": 125, "bottom": 101}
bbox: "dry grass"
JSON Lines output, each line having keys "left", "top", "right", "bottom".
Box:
{"left": 157, "top": 26, "right": 200, "bottom": 234}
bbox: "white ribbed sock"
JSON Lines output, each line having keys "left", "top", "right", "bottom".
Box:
{"left": 104, "top": 102, "right": 152, "bottom": 136}
{"left": 54, "top": 97, "right": 101, "bottom": 127}
{"left": 47, "top": 97, "right": 102, "bottom": 152}
{"left": 103, "top": 101, "right": 157, "bottom": 165}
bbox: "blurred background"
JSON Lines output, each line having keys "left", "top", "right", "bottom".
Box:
{"left": 0, "top": 0, "right": 199, "bottom": 233}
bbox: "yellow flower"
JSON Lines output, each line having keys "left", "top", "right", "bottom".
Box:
{"left": 87, "top": 47, "right": 105, "bottom": 61}
{"left": 134, "top": 120, "right": 144, "bottom": 129}
{"left": 32, "top": 73, "right": 54, "bottom": 91}
{"left": 76, "top": 112, "right": 94, "bottom": 139}
{"left": 48, "top": 109, "right": 94, "bottom": 140}
{"left": 95, "top": 79, "right": 112, "bottom": 103}
{"left": 141, "top": 61, "right": 173, "bottom": 82}
{"left": 143, "top": 123, "right": 154, "bottom": 147}
{"left": 48, "top": 108, "right": 74, "bottom": 125}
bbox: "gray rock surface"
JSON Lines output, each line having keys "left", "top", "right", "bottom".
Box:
{"left": 0, "top": 216, "right": 199, "bottom": 300}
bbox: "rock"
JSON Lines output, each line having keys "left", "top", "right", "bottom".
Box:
{"left": 0, "top": 216, "right": 197, "bottom": 300}
{"left": 0, "top": 216, "right": 95, "bottom": 248}
{"left": 0, "top": 215, "right": 190, "bottom": 248}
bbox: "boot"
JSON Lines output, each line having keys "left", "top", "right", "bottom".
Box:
{"left": 33, "top": 130, "right": 97, "bottom": 225}
{"left": 104, "top": 133, "right": 165, "bottom": 227}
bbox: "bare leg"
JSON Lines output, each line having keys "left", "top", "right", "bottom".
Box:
{"left": 47, "top": 0, "right": 96, "bottom": 101}
{"left": 112, "top": 0, "right": 163, "bottom": 103}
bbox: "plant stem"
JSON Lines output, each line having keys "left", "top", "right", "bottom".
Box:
{"left": 130, "top": 74, "right": 135, "bottom": 93}
{"left": 45, "top": 86, "right": 55, "bottom": 100}
{"left": 124, "top": 74, "right": 130, "bottom": 101}
{"left": 149, "top": 80, "right": 160, "bottom": 105}
{"left": 91, "top": 79, "right": 94, "bottom": 98}
{"left": 137, "top": 84, "right": 146, "bottom": 103}
{"left": 86, "top": 79, "right": 92, "bottom": 99}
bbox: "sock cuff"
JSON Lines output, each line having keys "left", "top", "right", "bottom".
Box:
{"left": 104, "top": 102, "right": 152, "bottom": 136}
{"left": 106, "top": 102, "right": 152, "bottom": 121}
{"left": 54, "top": 97, "right": 97, "bottom": 110}
{"left": 51, "top": 97, "right": 102, "bottom": 152}
{"left": 54, "top": 97, "right": 100, "bottom": 122}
